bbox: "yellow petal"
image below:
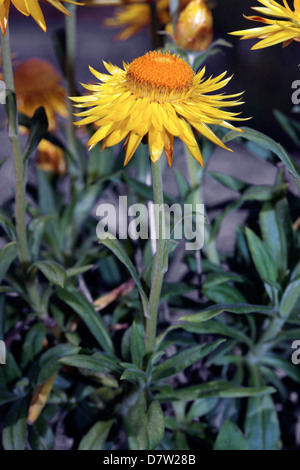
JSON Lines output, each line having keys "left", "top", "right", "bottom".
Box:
{"left": 124, "top": 132, "right": 142, "bottom": 165}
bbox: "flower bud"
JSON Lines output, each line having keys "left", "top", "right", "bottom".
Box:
{"left": 174, "top": 0, "right": 213, "bottom": 51}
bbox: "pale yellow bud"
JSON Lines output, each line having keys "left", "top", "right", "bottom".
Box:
{"left": 174, "top": 0, "right": 213, "bottom": 52}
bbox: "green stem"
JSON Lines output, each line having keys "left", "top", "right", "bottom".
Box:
{"left": 0, "top": 27, "right": 30, "bottom": 270}
{"left": 146, "top": 159, "right": 167, "bottom": 353}
{"left": 65, "top": 4, "right": 82, "bottom": 184}
{"left": 186, "top": 148, "right": 220, "bottom": 265}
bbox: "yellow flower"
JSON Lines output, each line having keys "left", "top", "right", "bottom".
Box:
{"left": 36, "top": 139, "right": 66, "bottom": 175}
{"left": 230, "top": 0, "right": 300, "bottom": 49}
{"left": 71, "top": 51, "right": 244, "bottom": 167}
{"left": 14, "top": 58, "right": 67, "bottom": 175}
{"left": 174, "top": 0, "right": 213, "bottom": 51}
{"left": 104, "top": 0, "right": 170, "bottom": 40}
{"left": 0, "top": 0, "right": 81, "bottom": 35}
{"left": 14, "top": 57, "right": 67, "bottom": 131}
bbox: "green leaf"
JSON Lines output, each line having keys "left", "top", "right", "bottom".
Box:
{"left": 28, "top": 260, "right": 66, "bottom": 288}
{"left": 224, "top": 126, "right": 300, "bottom": 184}
{"left": 21, "top": 323, "right": 47, "bottom": 367}
{"left": 2, "top": 399, "right": 27, "bottom": 450}
{"left": 28, "top": 415, "right": 54, "bottom": 450}
{"left": 120, "top": 368, "right": 147, "bottom": 382}
{"left": 214, "top": 421, "right": 249, "bottom": 450}
{"left": 246, "top": 228, "right": 277, "bottom": 281}
{"left": 0, "top": 241, "right": 17, "bottom": 283}
{"left": 28, "top": 215, "right": 53, "bottom": 261}
{"left": 178, "top": 303, "right": 275, "bottom": 322}
{"left": 155, "top": 381, "right": 275, "bottom": 401}
{"left": 279, "top": 278, "right": 300, "bottom": 318}
{"left": 128, "top": 393, "right": 164, "bottom": 450}
{"left": 261, "top": 355, "right": 300, "bottom": 384}
{"left": 187, "top": 397, "right": 218, "bottom": 421}
{"left": 245, "top": 395, "right": 280, "bottom": 450}
{"left": 203, "top": 272, "right": 248, "bottom": 289}
{"left": 180, "top": 320, "right": 253, "bottom": 347}
{"left": 99, "top": 236, "right": 150, "bottom": 319}
{"left": 23, "top": 107, "right": 48, "bottom": 162}
{"left": 208, "top": 172, "right": 247, "bottom": 192}
{"left": 241, "top": 184, "right": 288, "bottom": 202}
{"left": 79, "top": 420, "right": 114, "bottom": 450}
{"left": 37, "top": 343, "right": 80, "bottom": 383}
{"left": 131, "top": 321, "right": 145, "bottom": 368}
{"left": 203, "top": 284, "right": 247, "bottom": 304}
{"left": 274, "top": 109, "right": 300, "bottom": 146}
{"left": 57, "top": 287, "right": 114, "bottom": 355}
{"left": 59, "top": 354, "right": 122, "bottom": 374}
{"left": 66, "top": 264, "right": 94, "bottom": 278}
{"left": 152, "top": 340, "right": 225, "bottom": 381}
{"left": 174, "top": 169, "right": 190, "bottom": 199}
{"left": 0, "top": 209, "right": 16, "bottom": 240}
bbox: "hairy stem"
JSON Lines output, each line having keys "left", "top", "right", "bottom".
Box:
{"left": 0, "top": 27, "right": 30, "bottom": 270}
{"left": 146, "top": 159, "right": 167, "bottom": 353}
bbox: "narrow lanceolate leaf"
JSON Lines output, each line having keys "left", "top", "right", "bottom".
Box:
{"left": 178, "top": 303, "right": 275, "bottom": 323}
{"left": 131, "top": 322, "right": 145, "bottom": 368}
{"left": 23, "top": 107, "right": 49, "bottom": 162}
{"left": 99, "top": 236, "right": 150, "bottom": 319}
{"left": 37, "top": 344, "right": 80, "bottom": 384}
{"left": 27, "top": 373, "right": 57, "bottom": 425}
{"left": 155, "top": 381, "right": 275, "bottom": 402}
{"left": 152, "top": 340, "right": 225, "bottom": 381}
{"left": 128, "top": 392, "right": 164, "bottom": 450}
{"left": 57, "top": 287, "right": 114, "bottom": 355}
{"left": 214, "top": 421, "right": 249, "bottom": 450}
{"left": 245, "top": 228, "right": 277, "bottom": 281}
{"left": 0, "top": 242, "right": 17, "bottom": 284}
{"left": 223, "top": 126, "right": 300, "bottom": 185}
{"left": 279, "top": 278, "right": 300, "bottom": 318}
{"left": 27, "top": 260, "right": 67, "bottom": 288}
{"left": 79, "top": 420, "right": 114, "bottom": 450}
{"left": 2, "top": 399, "right": 27, "bottom": 450}
{"left": 245, "top": 395, "right": 280, "bottom": 450}
{"left": 59, "top": 354, "right": 122, "bottom": 374}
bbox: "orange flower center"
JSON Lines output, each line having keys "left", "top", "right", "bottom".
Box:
{"left": 126, "top": 51, "right": 194, "bottom": 101}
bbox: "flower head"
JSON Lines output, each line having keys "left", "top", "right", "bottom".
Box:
{"left": 104, "top": 0, "right": 170, "bottom": 40}
{"left": 71, "top": 51, "right": 244, "bottom": 167}
{"left": 14, "top": 58, "right": 67, "bottom": 131}
{"left": 174, "top": 0, "right": 213, "bottom": 51}
{"left": 37, "top": 139, "right": 66, "bottom": 175}
{"left": 230, "top": 0, "right": 300, "bottom": 49}
{"left": 0, "top": 0, "right": 81, "bottom": 35}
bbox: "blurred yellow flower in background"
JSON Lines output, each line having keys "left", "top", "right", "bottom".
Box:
{"left": 14, "top": 57, "right": 67, "bottom": 131}
{"left": 36, "top": 139, "right": 66, "bottom": 175}
{"left": 71, "top": 51, "right": 244, "bottom": 167}
{"left": 230, "top": 0, "right": 300, "bottom": 49}
{"left": 104, "top": 0, "right": 170, "bottom": 40}
{"left": 173, "top": 0, "right": 213, "bottom": 51}
{"left": 14, "top": 57, "right": 67, "bottom": 174}
{"left": 104, "top": 0, "right": 190, "bottom": 40}
{"left": 0, "top": 0, "right": 81, "bottom": 35}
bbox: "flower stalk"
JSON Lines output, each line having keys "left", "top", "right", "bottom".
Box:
{"left": 146, "top": 159, "right": 168, "bottom": 353}
{"left": 0, "top": 27, "right": 30, "bottom": 270}
{"left": 65, "top": 4, "right": 83, "bottom": 183}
